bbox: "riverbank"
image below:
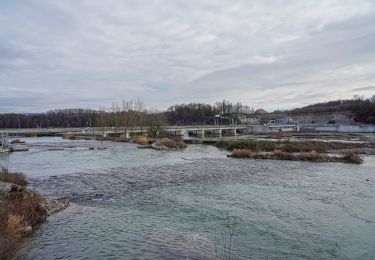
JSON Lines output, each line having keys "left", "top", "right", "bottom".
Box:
{"left": 229, "top": 149, "right": 363, "bottom": 164}
{"left": 0, "top": 169, "right": 68, "bottom": 259}
{"left": 216, "top": 138, "right": 373, "bottom": 164}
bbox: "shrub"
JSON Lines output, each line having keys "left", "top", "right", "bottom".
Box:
{"left": 343, "top": 152, "right": 363, "bottom": 164}
{"left": 272, "top": 150, "right": 297, "bottom": 160}
{"left": 307, "top": 150, "right": 319, "bottom": 161}
{"left": 231, "top": 149, "right": 252, "bottom": 158}
{"left": 176, "top": 141, "right": 187, "bottom": 149}
{"left": 0, "top": 188, "right": 47, "bottom": 259}
{"left": 216, "top": 139, "right": 361, "bottom": 154}
{"left": 9, "top": 191, "right": 47, "bottom": 226}
{"left": 10, "top": 139, "right": 21, "bottom": 144}
{"left": 0, "top": 168, "right": 27, "bottom": 186}
{"left": 6, "top": 214, "right": 25, "bottom": 235}
{"left": 136, "top": 135, "right": 149, "bottom": 145}
{"left": 150, "top": 138, "right": 187, "bottom": 150}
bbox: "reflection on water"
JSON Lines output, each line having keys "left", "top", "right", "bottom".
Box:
{"left": 1, "top": 137, "right": 374, "bottom": 259}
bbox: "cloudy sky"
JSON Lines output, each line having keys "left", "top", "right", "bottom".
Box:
{"left": 1, "top": 0, "right": 375, "bottom": 112}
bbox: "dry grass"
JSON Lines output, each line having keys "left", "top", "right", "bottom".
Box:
{"left": 163, "top": 139, "right": 177, "bottom": 148}
{"left": 272, "top": 150, "right": 297, "bottom": 160}
{"left": 176, "top": 141, "right": 187, "bottom": 149}
{"left": 0, "top": 188, "right": 47, "bottom": 259}
{"left": 216, "top": 139, "right": 363, "bottom": 153}
{"left": 10, "top": 139, "right": 21, "bottom": 144}
{"left": 136, "top": 135, "right": 149, "bottom": 145}
{"left": 231, "top": 149, "right": 252, "bottom": 158}
{"left": 8, "top": 190, "right": 47, "bottom": 226}
{"left": 307, "top": 150, "right": 319, "bottom": 161}
{"left": 0, "top": 168, "right": 27, "bottom": 186}
{"left": 343, "top": 152, "right": 363, "bottom": 164}
{"left": 6, "top": 214, "right": 25, "bottom": 235}
{"left": 0, "top": 168, "right": 48, "bottom": 259}
{"left": 151, "top": 138, "right": 187, "bottom": 149}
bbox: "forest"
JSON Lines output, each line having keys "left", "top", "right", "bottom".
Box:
{"left": 0, "top": 100, "right": 254, "bottom": 128}
{"left": 1, "top": 96, "right": 375, "bottom": 128}
{"left": 286, "top": 95, "right": 375, "bottom": 124}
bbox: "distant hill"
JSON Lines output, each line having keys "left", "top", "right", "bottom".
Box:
{"left": 279, "top": 98, "right": 375, "bottom": 124}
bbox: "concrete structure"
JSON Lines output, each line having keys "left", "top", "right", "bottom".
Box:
{"left": 301, "top": 124, "right": 375, "bottom": 133}
{"left": 2, "top": 124, "right": 300, "bottom": 140}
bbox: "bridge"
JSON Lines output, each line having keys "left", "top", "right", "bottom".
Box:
{"left": 2, "top": 124, "right": 299, "bottom": 140}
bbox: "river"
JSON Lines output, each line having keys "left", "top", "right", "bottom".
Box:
{"left": 1, "top": 137, "right": 374, "bottom": 259}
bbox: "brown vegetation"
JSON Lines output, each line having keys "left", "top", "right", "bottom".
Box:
{"left": 229, "top": 148, "right": 363, "bottom": 164}
{"left": 0, "top": 168, "right": 68, "bottom": 259}
{"left": 307, "top": 150, "right": 319, "bottom": 161}
{"left": 0, "top": 168, "right": 27, "bottom": 186}
{"left": 10, "top": 139, "right": 22, "bottom": 144}
{"left": 230, "top": 149, "right": 252, "bottom": 158}
{"left": 176, "top": 141, "right": 187, "bottom": 149}
{"left": 343, "top": 152, "right": 363, "bottom": 164}
{"left": 216, "top": 139, "right": 366, "bottom": 153}
{"left": 150, "top": 138, "right": 187, "bottom": 150}
{"left": 136, "top": 135, "right": 150, "bottom": 145}
{"left": 0, "top": 185, "right": 47, "bottom": 259}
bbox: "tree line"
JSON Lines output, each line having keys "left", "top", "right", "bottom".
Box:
{"left": 166, "top": 100, "right": 255, "bottom": 125}
{"left": 0, "top": 109, "right": 98, "bottom": 129}
{"left": 0, "top": 99, "right": 255, "bottom": 129}
{"left": 96, "top": 98, "right": 165, "bottom": 137}
{"left": 2, "top": 96, "right": 374, "bottom": 129}
{"left": 286, "top": 95, "right": 375, "bottom": 124}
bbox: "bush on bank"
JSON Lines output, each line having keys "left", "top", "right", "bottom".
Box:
{"left": 343, "top": 152, "right": 363, "bottom": 164}
{"left": 216, "top": 139, "right": 361, "bottom": 153}
{"left": 0, "top": 169, "right": 68, "bottom": 259}
{"left": 0, "top": 168, "right": 27, "bottom": 186}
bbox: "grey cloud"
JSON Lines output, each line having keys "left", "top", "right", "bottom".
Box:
{"left": 0, "top": 0, "right": 375, "bottom": 112}
{"left": 352, "top": 86, "right": 375, "bottom": 92}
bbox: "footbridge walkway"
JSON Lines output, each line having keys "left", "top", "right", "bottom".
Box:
{"left": 2, "top": 124, "right": 299, "bottom": 139}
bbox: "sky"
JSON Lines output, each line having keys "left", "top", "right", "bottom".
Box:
{"left": 1, "top": 0, "right": 375, "bottom": 113}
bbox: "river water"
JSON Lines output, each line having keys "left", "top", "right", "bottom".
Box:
{"left": 1, "top": 137, "right": 374, "bottom": 259}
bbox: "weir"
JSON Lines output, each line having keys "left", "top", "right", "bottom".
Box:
{"left": 2, "top": 124, "right": 300, "bottom": 140}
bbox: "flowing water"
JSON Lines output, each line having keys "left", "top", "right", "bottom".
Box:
{"left": 1, "top": 137, "right": 375, "bottom": 259}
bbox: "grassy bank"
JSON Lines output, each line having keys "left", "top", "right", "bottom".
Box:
{"left": 229, "top": 149, "right": 363, "bottom": 164}
{"left": 0, "top": 168, "right": 68, "bottom": 259}
{"left": 216, "top": 139, "right": 363, "bottom": 153}
{"left": 217, "top": 140, "right": 364, "bottom": 164}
